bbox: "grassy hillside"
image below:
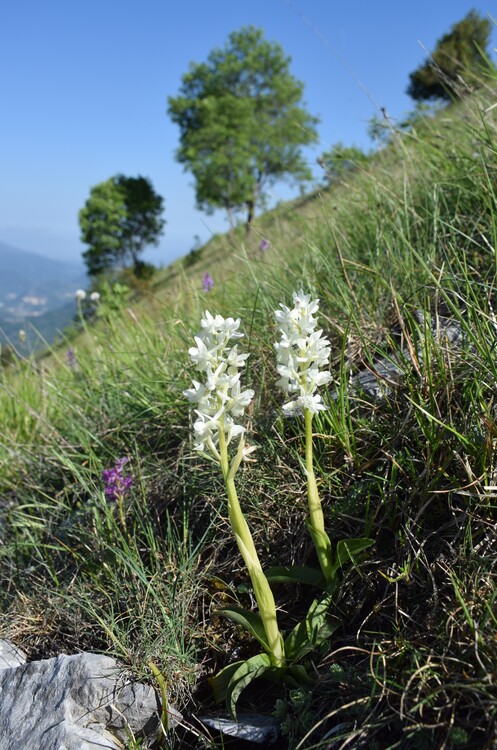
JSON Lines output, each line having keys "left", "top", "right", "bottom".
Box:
{"left": 1, "top": 81, "right": 497, "bottom": 749}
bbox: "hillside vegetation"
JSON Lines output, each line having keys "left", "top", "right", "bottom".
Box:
{"left": 1, "top": 80, "right": 497, "bottom": 749}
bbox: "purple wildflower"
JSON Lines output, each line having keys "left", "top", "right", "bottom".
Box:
{"left": 260, "top": 238, "right": 270, "bottom": 252}
{"left": 66, "top": 349, "right": 76, "bottom": 368}
{"left": 202, "top": 272, "right": 214, "bottom": 292}
{"left": 102, "top": 457, "right": 133, "bottom": 501}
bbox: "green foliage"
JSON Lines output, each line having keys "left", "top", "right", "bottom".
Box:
{"left": 79, "top": 174, "right": 165, "bottom": 276}
{"left": 367, "top": 103, "right": 438, "bottom": 146}
{"left": 4, "top": 75, "right": 497, "bottom": 748}
{"left": 318, "top": 142, "right": 370, "bottom": 183}
{"left": 213, "top": 606, "right": 271, "bottom": 653}
{"left": 266, "top": 537, "right": 374, "bottom": 593}
{"left": 182, "top": 235, "right": 204, "bottom": 269}
{"left": 209, "top": 651, "right": 314, "bottom": 719}
{"left": 132, "top": 260, "right": 156, "bottom": 280}
{"left": 210, "top": 588, "right": 335, "bottom": 715}
{"left": 273, "top": 688, "right": 315, "bottom": 749}
{"left": 283, "top": 592, "right": 338, "bottom": 661}
{"left": 0, "top": 343, "right": 17, "bottom": 368}
{"left": 209, "top": 654, "right": 273, "bottom": 717}
{"left": 168, "top": 26, "right": 319, "bottom": 229}
{"left": 367, "top": 112, "right": 394, "bottom": 146}
{"left": 407, "top": 9, "right": 492, "bottom": 101}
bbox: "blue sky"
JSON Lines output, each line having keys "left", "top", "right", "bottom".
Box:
{"left": 1, "top": 1, "right": 495, "bottom": 266}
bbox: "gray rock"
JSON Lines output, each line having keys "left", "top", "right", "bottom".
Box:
{"left": 199, "top": 712, "right": 280, "bottom": 744}
{"left": 0, "top": 650, "right": 178, "bottom": 749}
{"left": 350, "top": 354, "right": 405, "bottom": 400}
{"left": 0, "top": 639, "right": 26, "bottom": 671}
{"left": 338, "top": 312, "right": 470, "bottom": 403}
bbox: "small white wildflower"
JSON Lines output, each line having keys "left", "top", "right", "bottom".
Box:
{"left": 75, "top": 289, "right": 86, "bottom": 301}
{"left": 241, "top": 443, "right": 258, "bottom": 462}
{"left": 274, "top": 290, "right": 332, "bottom": 416}
{"left": 188, "top": 336, "right": 216, "bottom": 372}
{"left": 199, "top": 310, "right": 243, "bottom": 343}
{"left": 90, "top": 291, "right": 100, "bottom": 303}
{"left": 185, "top": 311, "right": 254, "bottom": 453}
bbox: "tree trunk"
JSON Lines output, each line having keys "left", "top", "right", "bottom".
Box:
{"left": 226, "top": 206, "right": 235, "bottom": 230}
{"left": 246, "top": 200, "right": 255, "bottom": 234}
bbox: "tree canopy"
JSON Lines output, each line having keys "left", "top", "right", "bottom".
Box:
{"left": 407, "top": 9, "right": 492, "bottom": 102}
{"left": 318, "top": 143, "right": 370, "bottom": 184}
{"left": 79, "top": 175, "right": 165, "bottom": 276}
{"left": 167, "top": 26, "right": 319, "bottom": 230}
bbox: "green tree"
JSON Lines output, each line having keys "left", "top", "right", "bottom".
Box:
{"left": 407, "top": 9, "right": 492, "bottom": 102}
{"left": 167, "top": 26, "right": 319, "bottom": 231}
{"left": 318, "top": 143, "right": 370, "bottom": 184}
{"left": 79, "top": 175, "right": 165, "bottom": 276}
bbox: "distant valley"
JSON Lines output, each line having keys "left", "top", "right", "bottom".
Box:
{"left": 0, "top": 241, "right": 87, "bottom": 350}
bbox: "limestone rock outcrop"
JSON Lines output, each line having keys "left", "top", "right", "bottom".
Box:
{"left": 0, "top": 640, "right": 176, "bottom": 749}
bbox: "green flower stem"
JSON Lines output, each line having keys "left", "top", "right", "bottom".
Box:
{"left": 218, "top": 425, "right": 286, "bottom": 668}
{"left": 304, "top": 409, "right": 334, "bottom": 583}
{"left": 116, "top": 492, "right": 126, "bottom": 532}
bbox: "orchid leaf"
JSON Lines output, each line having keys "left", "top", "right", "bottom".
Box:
{"left": 225, "top": 653, "right": 273, "bottom": 718}
{"left": 285, "top": 593, "right": 339, "bottom": 660}
{"left": 265, "top": 565, "right": 325, "bottom": 587}
{"left": 208, "top": 661, "right": 245, "bottom": 704}
{"left": 329, "top": 537, "right": 375, "bottom": 580}
{"left": 284, "top": 618, "right": 310, "bottom": 660}
{"left": 306, "top": 521, "right": 333, "bottom": 562}
{"left": 305, "top": 592, "right": 339, "bottom": 644}
{"left": 214, "top": 606, "right": 270, "bottom": 653}
{"left": 287, "top": 664, "right": 315, "bottom": 687}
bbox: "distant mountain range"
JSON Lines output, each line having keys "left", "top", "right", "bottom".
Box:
{"left": 0, "top": 240, "right": 87, "bottom": 350}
